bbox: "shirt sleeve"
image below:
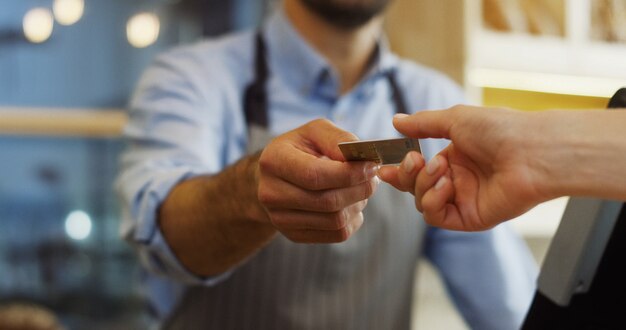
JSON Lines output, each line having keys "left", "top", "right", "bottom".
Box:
{"left": 115, "top": 47, "right": 239, "bottom": 286}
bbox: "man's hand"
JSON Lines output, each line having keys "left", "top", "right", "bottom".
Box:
{"left": 159, "top": 119, "right": 378, "bottom": 276}
{"left": 257, "top": 119, "right": 379, "bottom": 243}
{"left": 378, "top": 106, "right": 547, "bottom": 231}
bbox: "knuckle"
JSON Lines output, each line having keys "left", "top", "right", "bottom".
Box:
{"left": 309, "top": 118, "right": 358, "bottom": 144}
{"left": 414, "top": 198, "right": 423, "bottom": 213}
{"left": 355, "top": 212, "right": 364, "bottom": 229}
{"left": 450, "top": 104, "right": 464, "bottom": 113}
{"left": 284, "top": 233, "right": 305, "bottom": 244}
{"left": 332, "top": 227, "right": 351, "bottom": 243}
{"left": 336, "top": 131, "right": 359, "bottom": 144}
{"left": 420, "top": 209, "right": 436, "bottom": 226}
{"left": 363, "top": 179, "right": 376, "bottom": 199}
{"left": 422, "top": 215, "right": 436, "bottom": 227}
{"left": 257, "top": 184, "right": 277, "bottom": 206}
{"left": 302, "top": 166, "right": 322, "bottom": 190}
{"left": 331, "top": 213, "right": 363, "bottom": 243}
{"left": 307, "top": 118, "right": 333, "bottom": 132}
{"left": 318, "top": 191, "right": 341, "bottom": 211}
{"left": 268, "top": 212, "right": 285, "bottom": 228}
{"left": 328, "top": 210, "right": 348, "bottom": 230}
{"left": 348, "top": 165, "right": 366, "bottom": 185}
{"left": 257, "top": 153, "right": 274, "bottom": 174}
{"left": 312, "top": 118, "right": 332, "bottom": 126}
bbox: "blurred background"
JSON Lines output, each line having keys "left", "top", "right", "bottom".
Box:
{"left": 0, "top": 0, "right": 625, "bottom": 329}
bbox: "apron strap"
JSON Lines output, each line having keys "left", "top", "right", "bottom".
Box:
{"left": 243, "top": 32, "right": 269, "bottom": 128}
{"left": 243, "top": 33, "right": 409, "bottom": 128}
{"left": 386, "top": 70, "right": 409, "bottom": 115}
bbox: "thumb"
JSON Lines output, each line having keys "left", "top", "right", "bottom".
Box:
{"left": 301, "top": 119, "right": 359, "bottom": 161}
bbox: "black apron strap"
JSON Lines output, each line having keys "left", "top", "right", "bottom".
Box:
{"left": 243, "top": 33, "right": 409, "bottom": 128}
{"left": 243, "top": 32, "right": 269, "bottom": 128}
{"left": 386, "top": 70, "right": 409, "bottom": 115}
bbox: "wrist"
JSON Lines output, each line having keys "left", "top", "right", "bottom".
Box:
{"left": 528, "top": 110, "right": 615, "bottom": 200}
{"left": 521, "top": 111, "right": 573, "bottom": 201}
{"left": 242, "top": 151, "right": 272, "bottom": 223}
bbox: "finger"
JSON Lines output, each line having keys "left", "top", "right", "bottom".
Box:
{"left": 376, "top": 165, "right": 403, "bottom": 190}
{"left": 259, "top": 176, "right": 378, "bottom": 212}
{"left": 447, "top": 163, "right": 486, "bottom": 230}
{"left": 270, "top": 201, "right": 366, "bottom": 231}
{"left": 393, "top": 107, "right": 467, "bottom": 139}
{"left": 260, "top": 148, "right": 378, "bottom": 190}
{"left": 420, "top": 175, "right": 464, "bottom": 230}
{"left": 299, "top": 118, "right": 360, "bottom": 161}
{"left": 281, "top": 212, "right": 364, "bottom": 243}
{"left": 415, "top": 155, "right": 449, "bottom": 210}
{"left": 396, "top": 151, "right": 425, "bottom": 192}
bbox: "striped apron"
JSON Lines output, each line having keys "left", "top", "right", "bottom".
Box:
{"left": 164, "top": 33, "right": 427, "bottom": 330}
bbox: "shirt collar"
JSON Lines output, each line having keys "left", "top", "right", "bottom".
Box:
{"left": 263, "top": 7, "right": 399, "bottom": 100}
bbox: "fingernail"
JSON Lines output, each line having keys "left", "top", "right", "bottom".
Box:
{"left": 393, "top": 113, "right": 409, "bottom": 120}
{"left": 434, "top": 176, "right": 447, "bottom": 191}
{"left": 372, "top": 176, "right": 381, "bottom": 188}
{"left": 401, "top": 153, "right": 415, "bottom": 174}
{"left": 365, "top": 163, "right": 379, "bottom": 178}
{"left": 426, "top": 156, "right": 440, "bottom": 175}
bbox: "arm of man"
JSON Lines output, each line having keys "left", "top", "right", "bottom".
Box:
{"left": 117, "top": 49, "right": 378, "bottom": 280}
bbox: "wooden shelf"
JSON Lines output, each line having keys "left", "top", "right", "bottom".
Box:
{"left": 0, "top": 107, "right": 127, "bottom": 138}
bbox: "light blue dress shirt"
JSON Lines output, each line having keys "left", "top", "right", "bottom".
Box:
{"left": 116, "top": 7, "right": 537, "bottom": 330}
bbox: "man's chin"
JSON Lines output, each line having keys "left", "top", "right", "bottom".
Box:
{"left": 300, "top": 0, "right": 391, "bottom": 29}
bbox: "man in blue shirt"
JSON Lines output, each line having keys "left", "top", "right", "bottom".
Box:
{"left": 116, "top": 0, "right": 537, "bottom": 328}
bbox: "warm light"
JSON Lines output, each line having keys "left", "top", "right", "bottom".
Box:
{"left": 53, "top": 0, "right": 85, "bottom": 26}
{"left": 126, "top": 12, "right": 160, "bottom": 48}
{"left": 64, "top": 210, "right": 92, "bottom": 241}
{"left": 23, "top": 8, "right": 54, "bottom": 43}
{"left": 469, "top": 68, "right": 626, "bottom": 98}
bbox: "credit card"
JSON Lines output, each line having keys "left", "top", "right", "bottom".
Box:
{"left": 338, "top": 138, "right": 421, "bottom": 165}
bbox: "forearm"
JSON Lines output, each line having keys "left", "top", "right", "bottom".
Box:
{"left": 529, "top": 109, "right": 626, "bottom": 201}
{"left": 158, "top": 152, "right": 277, "bottom": 277}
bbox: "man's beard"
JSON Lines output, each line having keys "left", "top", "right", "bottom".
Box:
{"left": 300, "top": 0, "right": 391, "bottom": 29}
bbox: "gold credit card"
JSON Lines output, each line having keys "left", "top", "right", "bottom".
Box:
{"left": 338, "top": 138, "right": 421, "bottom": 165}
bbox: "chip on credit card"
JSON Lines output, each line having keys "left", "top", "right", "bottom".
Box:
{"left": 338, "top": 138, "right": 421, "bottom": 165}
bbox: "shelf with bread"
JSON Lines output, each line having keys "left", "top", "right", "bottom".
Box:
{"left": 466, "top": 0, "right": 626, "bottom": 107}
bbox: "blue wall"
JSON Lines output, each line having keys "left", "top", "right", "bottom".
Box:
{"left": 0, "top": 0, "right": 269, "bottom": 108}
{"left": 0, "top": 0, "right": 198, "bottom": 108}
{"left": 0, "top": 0, "right": 268, "bottom": 327}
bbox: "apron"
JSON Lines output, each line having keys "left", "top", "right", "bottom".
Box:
{"left": 164, "top": 33, "right": 427, "bottom": 330}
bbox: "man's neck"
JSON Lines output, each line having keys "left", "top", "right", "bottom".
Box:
{"left": 284, "top": 0, "right": 383, "bottom": 94}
